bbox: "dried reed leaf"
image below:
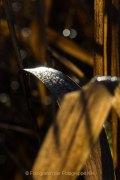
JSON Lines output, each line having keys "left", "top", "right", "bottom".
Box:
{"left": 112, "top": 85, "right": 120, "bottom": 117}
{"left": 29, "top": 19, "right": 46, "bottom": 62}
{"left": 45, "top": 0, "right": 52, "bottom": 23}
{"left": 48, "top": 48, "right": 85, "bottom": 78}
{"left": 33, "top": 82, "right": 112, "bottom": 180}
{"left": 47, "top": 28, "right": 93, "bottom": 66}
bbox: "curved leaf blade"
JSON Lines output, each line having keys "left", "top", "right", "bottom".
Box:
{"left": 24, "top": 67, "right": 80, "bottom": 98}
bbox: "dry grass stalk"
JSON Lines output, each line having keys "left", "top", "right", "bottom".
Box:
{"left": 94, "top": 0, "right": 104, "bottom": 75}
{"left": 48, "top": 48, "right": 85, "bottom": 78}
{"left": 47, "top": 28, "right": 93, "bottom": 66}
{"left": 87, "top": 1, "right": 113, "bottom": 179}
{"left": 112, "top": 85, "right": 120, "bottom": 176}
{"left": 111, "top": 0, "right": 120, "bottom": 173}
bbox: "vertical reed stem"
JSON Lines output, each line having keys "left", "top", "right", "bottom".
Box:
{"left": 86, "top": 0, "right": 114, "bottom": 179}
{"left": 111, "top": 0, "right": 120, "bottom": 177}
{"left": 94, "top": 0, "right": 104, "bottom": 75}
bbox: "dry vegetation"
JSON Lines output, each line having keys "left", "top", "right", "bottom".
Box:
{"left": 0, "top": 0, "right": 120, "bottom": 180}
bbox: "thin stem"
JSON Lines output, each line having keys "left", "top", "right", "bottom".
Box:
{"left": 3, "top": 0, "right": 40, "bottom": 144}
{"left": 3, "top": 0, "right": 23, "bottom": 69}
{"left": 0, "top": 123, "right": 38, "bottom": 137}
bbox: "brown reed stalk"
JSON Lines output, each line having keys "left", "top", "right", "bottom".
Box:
{"left": 111, "top": 0, "right": 120, "bottom": 177}
{"left": 94, "top": 0, "right": 104, "bottom": 75}
{"left": 87, "top": 0, "right": 115, "bottom": 179}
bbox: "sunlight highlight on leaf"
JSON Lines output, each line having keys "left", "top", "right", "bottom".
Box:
{"left": 24, "top": 67, "right": 80, "bottom": 98}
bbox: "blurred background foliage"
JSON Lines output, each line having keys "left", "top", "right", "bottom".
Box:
{"left": 0, "top": 0, "right": 96, "bottom": 179}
